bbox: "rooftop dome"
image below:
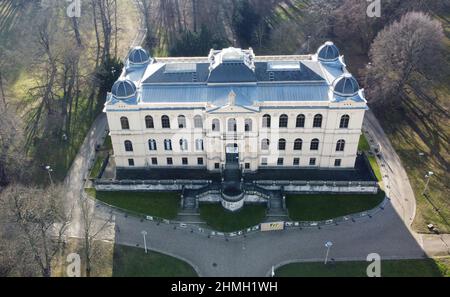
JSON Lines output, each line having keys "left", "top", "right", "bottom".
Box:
{"left": 317, "top": 41, "right": 340, "bottom": 62}
{"left": 111, "top": 79, "right": 137, "bottom": 99}
{"left": 332, "top": 73, "right": 360, "bottom": 97}
{"left": 128, "top": 47, "right": 151, "bottom": 64}
{"left": 221, "top": 47, "right": 245, "bottom": 62}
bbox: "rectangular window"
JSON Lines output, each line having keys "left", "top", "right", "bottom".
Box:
{"left": 182, "top": 158, "right": 188, "bottom": 165}
{"left": 151, "top": 158, "right": 158, "bottom": 165}
{"left": 309, "top": 158, "right": 316, "bottom": 166}
{"left": 245, "top": 163, "right": 250, "bottom": 169}
{"left": 214, "top": 163, "right": 220, "bottom": 169}
{"left": 334, "top": 159, "right": 342, "bottom": 167}
{"left": 128, "top": 159, "right": 135, "bottom": 166}
{"left": 164, "top": 140, "right": 173, "bottom": 151}
{"left": 261, "top": 158, "right": 268, "bottom": 166}
{"left": 196, "top": 139, "right": 204, "bottom": 151}
{"left": 167, "top": 158, "right": 173, "bottom": 165}
{"left": 293, "top": 158, "right": 300, "bottom": 166}
{"left": 277, "top": 158, "right": 284, "bottom": 166}
{"left": 198, "top": 158, "right": 204, "bottom": 165}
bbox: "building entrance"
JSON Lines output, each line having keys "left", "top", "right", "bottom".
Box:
{"left": 225, "top": 144, "right": 239, "bottom": 165}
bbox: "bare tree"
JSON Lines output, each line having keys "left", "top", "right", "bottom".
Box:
{"left": 79, "top": 191, "right": 113, "bottom": 277}
{"left": 0, "top": 100, "right": 28, "bottom": 187}
{"left": 366, "top": 12, "right": 445, "bottom": 103}
{"left": 0, "top": 184, "right": 72, "bottom": 277}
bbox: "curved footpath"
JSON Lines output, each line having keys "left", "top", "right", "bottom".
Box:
{"left": 364, "top": 111, "right": 450, "bottom": 257}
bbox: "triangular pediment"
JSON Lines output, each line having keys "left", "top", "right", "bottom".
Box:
{"left": 207, "top": 104, "right": 259, "bottom": 114}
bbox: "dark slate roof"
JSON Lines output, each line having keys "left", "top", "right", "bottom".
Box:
{"left": 142, "top": 61, "right": 326, "bottom": 84}
{"left": 143, "top": 63, "right": 210, "bottom": 84}
{"left": 208, "top": 62, "right": 257, "bottom": 83}
{"left": 254, "top": 62, "right": 325, "bottom": 82}
{"left": 140, "top": 83, "right": 330, "bottom": 104}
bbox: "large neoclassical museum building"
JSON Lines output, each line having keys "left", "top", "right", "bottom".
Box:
{"left": 106, "top": 42, "right": 367, "bottom": 172}
{"left": 101, "top": 42, "right": 377, "bottom": 212}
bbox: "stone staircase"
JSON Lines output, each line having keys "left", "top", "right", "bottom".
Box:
{"left": 266, "top": 190, "right": 289, "bottom": 222}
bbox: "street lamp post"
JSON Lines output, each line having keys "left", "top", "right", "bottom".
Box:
{"left": 324, "top": 241, "right": 333, "bottom": 265}
{"left": 422, "top": 171, "right": 434, "bottom": 196}
{"left": 141, "top": 230, "right": 148, "bottom": 254}
{"left": 45, "top": 165, "right": 53, "bottom": 185}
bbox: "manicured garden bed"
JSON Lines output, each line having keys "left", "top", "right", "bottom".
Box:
{"left": 275, "top": 258, "right": 450, "bottom": 277}
{"left": 199, "top": 204, "right": 267, "bottom": 232}
{"left": 286, "top": 191, "right": 386, "bottom": 221}
{"left": 113, "top": 245, "right": 198, "bottom": 277}
{"left": 86, "top": 189, "right": 180, "bottom": 220}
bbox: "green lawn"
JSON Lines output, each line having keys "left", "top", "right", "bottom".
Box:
{"left": 89, "top": 154, "right": 105, "bottom": 179}
{"left": 276, "top": 258, "right": 450, "bottom": 277}
{"left": 86, "top": 189, "right": 180, "bottom": 220}
{"left": 286, "top": 191, "right": 385, "bottom": 221}
{"left": 113, "top": 245, "right": 197, "bottom": 277}
{"left": 104, "top": 135, "right": 112, "bottom": 150}
{"left": 199, "top": 204, "right": 267, "bottom": 232}
{"left": 368, "top": 155, "right": 383, "bottom": 182}
{"left": 369, "top": 15, "right": 450, "bottom": 234}
{"left": 358, "top": 134, "right": 371, "bottom": 152}
{"left": 358, "top": 135, "right": 382, "bottom": 182}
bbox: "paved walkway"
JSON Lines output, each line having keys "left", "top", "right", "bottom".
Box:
{"left": 64, "top": 113, "right": 112, "bottom": 239}
{"left": 364, "top": 110, "right": 449, "bottom": 257}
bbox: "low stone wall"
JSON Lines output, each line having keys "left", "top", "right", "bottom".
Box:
{"left": 255, "top": 181, "right": 378, "bottom": 194}
{"left": 95, "top": 179, "right": 378, "bottom": 194}
{"left": 198, "top": 194, "right": 267, "bottom": 204}
{"left": 95, "top": 180, "right": 210, "bottom": 192}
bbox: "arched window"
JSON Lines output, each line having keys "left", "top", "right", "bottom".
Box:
{"left": 196, "top": 139, "right": 204, "bottom": 151}
{"left": 148, "top": 139, "right": 157, "bottom": 151}
{"left": 278, "top": 139, "right": 286, "bottom": 151}
{"left": 120, "top": 117, "right": 130, "bottom": 130}
{"left": 340, "top": 115, "right": 350, "bottom": 129}
{"left": 313, "top": 114, "right": 323, "bottom": 128}
{"left": 178, "top": 115, "right": 187, "bottom": 129}
{"left": 212, "top": 119, "right": 220, "bottom": 132}
{"left": 194, "top": 115, "right": 203, "bottom": 129}
{"left": 228, "top": 118, "right": 237, "bottom": 132}
{"left": 245, "top": 119, "right": 253, "bottom": 132}
{"left": 161, "top": 115, "right": 170, "bottom": 129}
{"left": 262, "top": 114, "right": 271, "bottom": 128}
{"left": 296, "top": 114, "right": 305, "bottom": 128}
{"left": 336, "top": 139, "right": 346, "bottom": 152}
{"left": 164, "top": 139, "right": 172, "bottom": 151}
{"left": 179, "top": 139, "right": 188, "bottom": 151}
{"left": 145, "top": 116, "right": 154, "bottom": 129}
{"left": 294, "top": 139, "right": 303, "bottom": 150}
{"left": 261, "top": 139, "right": 270, "bottom": 150}
{"left": 310, "top": 138, "right": 320, "bottom": 151}
{"left": 124, "top": 140, "right": 133, "bottom": 152}
{"left": 279, "top": 114, "right": 288, "bottom": 128}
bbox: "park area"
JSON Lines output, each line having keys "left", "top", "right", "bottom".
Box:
{"left": 275, "top": 258, "right": 450, "bottom": 277}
